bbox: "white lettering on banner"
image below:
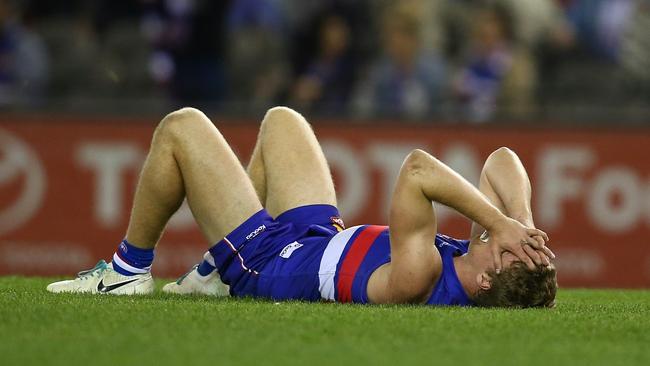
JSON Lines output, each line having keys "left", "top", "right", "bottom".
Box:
{"left": 588, "top": 167, "right": 642, "bottom": 232}
{"left": 77, "top": 143, "right": 143, "bottom": 227}
{"left": 0, "top": 130, "right": 46, "bottom": 235}
{"left": 70, "top": 138, "right": 647, "bottom": 235}
{"left": 325, "top": 140, "right": 482, "bottom": 224}
{"left": 538, "top": 146, "right": 595, "bottom": 228}
{"left": 552, "top": 248, "right": 605, "bottom": 278}
{"left": 168, "top": 200, "right": 196, "bottom": 229}
{"left": 537, "top": 145, "right": 648, "bottom": 233}
{"left": 321, "top": 140, "right": 368, "bottom": 219}
{"left": 438, "top": 143, "right": 482, "bottom": 223}
{"left": 441, "top": 143, "right": 481, "bottom": 185}
{"left": 154, "top": 245, "right": 206, "bottom": 271}
{"left": 0, "top": 241, "right": 91, "bottom": 271}
{"left": 368, "top": 142, "right": 423, "bottom": 218}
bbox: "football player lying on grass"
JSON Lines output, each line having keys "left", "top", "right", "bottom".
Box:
{"left": 48, "top": 107, "right": 557, "bottom": 307}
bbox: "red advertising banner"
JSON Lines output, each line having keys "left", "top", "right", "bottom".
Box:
{"left": 1, "top": 117, "right": 649, "bottom": 287}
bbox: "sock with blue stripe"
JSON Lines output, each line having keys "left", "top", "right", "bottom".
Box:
{"left": 112, "top": 239, "right": 154, "bottom": 276}
{"left": 196, "top": 251, "right": 216, "bottom": 277}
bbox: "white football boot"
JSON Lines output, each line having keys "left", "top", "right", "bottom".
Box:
{"left": 46, "top": 260, "right": 154, "bottom": 295}
{"left": 162, "top": 265, "right": 230, "bottom": 297}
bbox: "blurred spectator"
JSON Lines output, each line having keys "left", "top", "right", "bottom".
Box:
{"left": 37, "top": 7, "right": 102, "bottom": 104}
{"left": 367, "top": 0, "right": 445, "bottom": 54}
{"left": 500, "top": 0, "right": 574, "bottom": 49}
{"left": 226, "top": 0, "right": 289, "bottom": 113}
{"left": 142, "top": 0, "right": 228, "bottom": 105}
{"left": 453, "top": 4, "right": 535, "bottom": 122}
{"left": 28, "top": 1, "right": 156, "bottom": 112}
{"left": 290, "top": 14, "right": 354, "bottom": 114}
{"left": 352, "top": 7, "right": 446, "bottom": 119}
{"left": 619, "top": 1, "right": 650, "bottom": 84}
{"left": 0, "top": 0, "right": 48, "bottom": 108}
{"left": 282, "top": 0, "right": 372, "bottom": 71}
{"left": 566, "top": 0, "right": 635, "bottom": 61}
{"left": 0, "top": 0, "right": 645, "bottom": 121}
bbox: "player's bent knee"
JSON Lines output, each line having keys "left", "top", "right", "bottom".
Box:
{"left": 155, "top": 107, "right": 213, "bottom": 142}
{"left": 264, "top": 106, "right": 300, "bottom": 120}
{"left": 261, "top": 106, "right": 310, "bottom": 133}
{"left": 162, "top": 107, "right": 209, "bottom": 129}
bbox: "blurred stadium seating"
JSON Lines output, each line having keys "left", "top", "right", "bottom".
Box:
{"left": 0, "top": 0, "right": 647, "bottom": 121}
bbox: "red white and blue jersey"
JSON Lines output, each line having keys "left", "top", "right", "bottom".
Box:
{"left": 209, "top": 205, "right": 473, "bottom": 306}
{"left": 319, "top": 225, "right": 473, "bottom": 306}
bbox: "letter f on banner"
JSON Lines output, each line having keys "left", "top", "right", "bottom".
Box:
{"left": 537, "top": 146, "right": 594, "bottom": 228}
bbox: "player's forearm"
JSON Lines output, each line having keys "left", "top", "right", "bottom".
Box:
{"left": 483, "top": 148, "right": 534, "bottom": 226}
{"left": 406, "top": 150, "right": 507, "bottom": 231}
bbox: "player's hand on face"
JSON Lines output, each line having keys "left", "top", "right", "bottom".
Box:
{"left": 523, "top": 245, "right": 553, "bottom": 267}
{"left": 488, "top": 217, "right": 552, "bottom": 273}
{"left": 531, "top": 234, "right": 555, "bottom": 262}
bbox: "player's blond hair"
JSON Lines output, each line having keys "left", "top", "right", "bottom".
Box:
{"left": 474, "top": 263, "right": 558, "bottom": 308}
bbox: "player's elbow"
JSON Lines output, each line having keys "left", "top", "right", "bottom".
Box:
{"left": 406, "top": 149, "right": 429, "bottom": 160}
{"left": 403, "top": 149, "right": 440, "bottom": 179}
{"left": 403, "top": 149, "right": 429, "bottom": 171}
{"left": 483, "top": 147, "right": 521, "bottom": 175}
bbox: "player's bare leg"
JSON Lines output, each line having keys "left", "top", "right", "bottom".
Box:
{"left": 165, "top": 106, "right": 337, "bottom": 295}
{"left": 50, "top": 108, "right": 262, "bottom": 294}
{"left": 125, "top": 107, "right": 261, "bottom": 246}
{"left": 247, "top": 106, "right": 337, "bottom": 214}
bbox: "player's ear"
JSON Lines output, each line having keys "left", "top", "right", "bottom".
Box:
{"left": 476, "top": 272, "right": 492, "bottom": 290}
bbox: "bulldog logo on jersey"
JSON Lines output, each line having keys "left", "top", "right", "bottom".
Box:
{"left": 330, "top": 216, "right": 345, "bottom": 232}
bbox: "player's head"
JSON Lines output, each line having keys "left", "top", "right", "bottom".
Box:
{"left": 473, "top": 258, "right": 557, "bottom": 308}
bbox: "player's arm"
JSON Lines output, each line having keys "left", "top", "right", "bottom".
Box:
{"left": 480, "top": 148, "right": 555, "bottom": 261}
{"left": 389, "top": 150, "right": 547, "bottom": 277}
{"left": 482, "top": 147, "right": 534, "bottom": 227}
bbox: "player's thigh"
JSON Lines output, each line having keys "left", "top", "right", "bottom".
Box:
{"left": 159, "top": 108, "right": 262, "bottom": 242}
{"left": 259, "top": 107, "right": 337, "bottom": 217}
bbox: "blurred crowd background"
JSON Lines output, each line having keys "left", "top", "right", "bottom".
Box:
{"left": 0, "top": 0, "right": 649, "bottom": 123}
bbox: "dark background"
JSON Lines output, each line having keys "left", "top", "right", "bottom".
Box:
{"left": 0, "top": 0, "right": 648, "bottom": 124}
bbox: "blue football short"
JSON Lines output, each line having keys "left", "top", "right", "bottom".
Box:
{"left": 208, "top": 204, "right": 343, "bottom": 301}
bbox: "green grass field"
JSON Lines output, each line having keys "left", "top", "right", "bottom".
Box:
{"left": 1, "top": 277, "right": 648, "bottom": 366}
